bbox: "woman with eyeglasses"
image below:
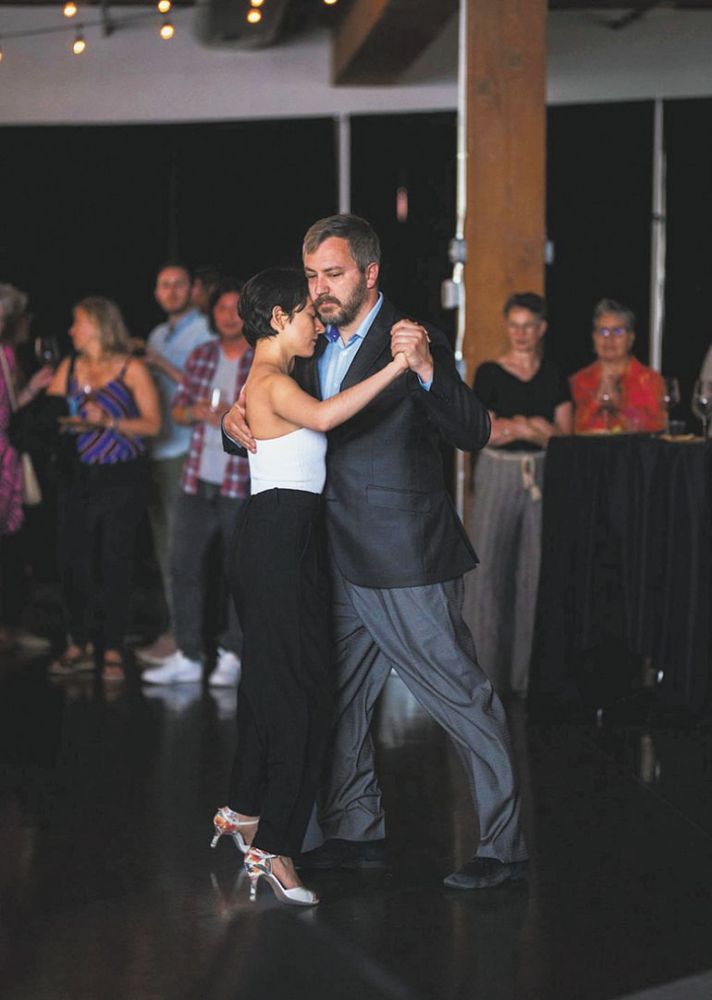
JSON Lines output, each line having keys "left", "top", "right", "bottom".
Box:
{"left": 570, "top": 298, "right": 665, "bottom": 434}
{"left": 464, "top": 292, "right": 572, "bottom": 699}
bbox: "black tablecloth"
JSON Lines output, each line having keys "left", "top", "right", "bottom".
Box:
{"left": 530, "top": 436, "right": 712, "bottom": 713}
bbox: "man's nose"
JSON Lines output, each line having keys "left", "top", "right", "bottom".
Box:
{"left": 313, "top": 274, "right": 329, "bottom": 297}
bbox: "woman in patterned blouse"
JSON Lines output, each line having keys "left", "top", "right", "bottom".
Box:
{"left": 47, "top": 297, "right": 160, "bottom": 681}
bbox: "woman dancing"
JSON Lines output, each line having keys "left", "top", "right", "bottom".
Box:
{"left": 210, "top": 267, "right": 407, "bottom": 906}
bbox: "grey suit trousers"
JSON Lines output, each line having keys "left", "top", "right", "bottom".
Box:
{"left": 311, "top": 566, "right": 528, "bottom": 863}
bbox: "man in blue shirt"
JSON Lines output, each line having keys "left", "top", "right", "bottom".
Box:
{"left": 223, "top": 215, "right": 527, "bottom": 890}
{"left": 137, "top": 263, "right": 213, "bottom": 665}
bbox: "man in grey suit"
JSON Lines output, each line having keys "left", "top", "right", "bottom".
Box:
{"left": 224, "top": 215, "right": 527, "bottom": 888}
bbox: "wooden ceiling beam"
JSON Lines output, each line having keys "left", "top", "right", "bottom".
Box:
{"left": 332, "top": 0, "right": 457, "bottom": 86}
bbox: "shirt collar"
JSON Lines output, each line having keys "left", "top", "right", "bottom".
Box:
{"left": 168, "top": 308, "right": 202, "bottom": 338}
{"left": 325, "top": 292, "right": 383, "bottom": 346}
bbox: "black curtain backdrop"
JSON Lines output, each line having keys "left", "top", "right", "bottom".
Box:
{"left": 350, "top": 112, "right": 457, "bottom": 343}
{"left": 0, "top": 105, "right": 707, "bottom": 412}
{"left": 663, "top": 97, "right": 712, "bottom": 425}
{"left": 0, "top": 118, "right": 337, "bottom": 347}
{"left": 545, "top": 101, "right": 654, "bottom": 378}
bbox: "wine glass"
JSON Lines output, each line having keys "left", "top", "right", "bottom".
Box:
{"left": 662, "top": 376, "right": 680, "bottom": 434}
{"left": 209, "top": 387, "right": 224, "bottom": 413}
{"left": 692, "top": 379, "right": 712, "bottom": 439}
{"left": 34, "top": 336, "right": 60, "bottom": 369}
{"left": 598, "top": 374, "right": 622, "bottom": 431}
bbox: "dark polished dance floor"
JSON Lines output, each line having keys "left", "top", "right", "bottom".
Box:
{"left": 2, "top": 650, "right": 712, "bottom": 1000}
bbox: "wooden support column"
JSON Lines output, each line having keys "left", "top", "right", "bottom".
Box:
{"left": 463, "top": 0, "right": 547, "bottom": 382}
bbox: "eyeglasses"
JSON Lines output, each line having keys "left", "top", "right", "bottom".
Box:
{"left": 507, "top": 321, "right": 540, "bottom": 332}
{"left": 594, "top": 326, "right": 629, "bottom": 338}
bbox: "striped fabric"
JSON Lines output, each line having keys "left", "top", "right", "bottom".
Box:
{"left": 69, "top": 362, "right": 145, "bottom": 464}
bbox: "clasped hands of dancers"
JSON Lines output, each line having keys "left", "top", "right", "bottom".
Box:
{"left": 210, "top": 214, "right": 528, "bottom": 905}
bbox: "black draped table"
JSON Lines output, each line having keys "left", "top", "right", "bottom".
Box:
{"left": 530, "top": 435, "right": 712, "bottom": 714}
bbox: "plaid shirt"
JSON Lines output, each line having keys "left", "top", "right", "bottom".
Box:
{"left": 173, "top": 339, "right": 253, "bottom": 499}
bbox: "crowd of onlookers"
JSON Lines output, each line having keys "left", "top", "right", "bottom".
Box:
{"left": 0, "top": 273, "right": 709, "bottom": 698}
{"left": 0, "top": 264, "right": 251, "bottom": 686}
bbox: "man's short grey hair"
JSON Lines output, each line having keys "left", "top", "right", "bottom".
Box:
{"left": 593, "top": 298, "right": 636, "bottom": 332}
{"left": 303, "top": 214, "right": 381, "bottom": 272}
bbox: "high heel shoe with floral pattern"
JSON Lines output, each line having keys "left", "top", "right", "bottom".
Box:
{"left": 244, "top": 847, "right": 319, "bottom": 907}
{"left": 210, "top": 807, "right": 259, "bottom": 853}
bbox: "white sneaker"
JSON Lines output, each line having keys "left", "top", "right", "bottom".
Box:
{"left": 142, "top": 651, "right": 203, "bottom": 685}
{"left": 208, "top": 648, "right": 241, "bottom": 688}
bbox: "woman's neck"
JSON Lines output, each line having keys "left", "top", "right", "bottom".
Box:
{"left": 599, "top": 358, "right": 629, "bottom": 378}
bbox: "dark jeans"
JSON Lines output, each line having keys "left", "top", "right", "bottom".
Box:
{"left": 170, "top": 483, "right": 244, "bottom": 661}
{"left": 57, "top": 460, "right": 147, "bottom": 651}
{"left": 228, "top": 489, "right": 333, "bottom": 857}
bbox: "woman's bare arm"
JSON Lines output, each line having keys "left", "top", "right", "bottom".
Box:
{"left": 268, "top": 355, "right": 408, "bottom": 433}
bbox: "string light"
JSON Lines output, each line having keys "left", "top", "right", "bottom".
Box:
{"left": 323, "top": 0, "right": 339, "bottom": 5}
{"left": 250, "top": 0, "right": 265, "bottom": 6}
{"left": 159, "top": 19, "right": 175, "bottom": 40}
{"left": 157, "top": 0, "right": 172, "bottom": 13}
{"left": 72, "top": 28, "right": 86, "bottom": 54}
{"left": 246, "top": 8, "right": 262, "bottom": 23}
{"left": 63, "top": 2, "right": 78, "bottom": 18}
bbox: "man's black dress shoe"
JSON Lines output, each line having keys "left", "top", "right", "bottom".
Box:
{"left": 443, "top": 857, "right": 528, "bottom": 889}
{"left": 298, "top": 838, "right": 387, "bottom": 871}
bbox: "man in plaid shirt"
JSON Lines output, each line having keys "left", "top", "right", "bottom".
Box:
{"left": 143, "top": 279, "right": 253, "bottom": 688}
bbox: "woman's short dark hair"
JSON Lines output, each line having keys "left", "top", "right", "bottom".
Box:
{"left": 207, "top": 277, "right": 244, "bottom": 334}
{"left": 503, "top": 292, "right": 546, "bottom": 321}
{"left": 238, "top": 268, "right": 309, "bottom": 348}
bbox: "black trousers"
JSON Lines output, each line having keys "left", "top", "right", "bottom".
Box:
{"left": 57, "top": 460, "right": 147, "bottom": 651}
{"left": 228, "top": 488, "right": 333, "bottom": 857}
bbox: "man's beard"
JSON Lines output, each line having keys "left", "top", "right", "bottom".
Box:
{"left": 316, "top": 273, "right": 368, "bottom": 328}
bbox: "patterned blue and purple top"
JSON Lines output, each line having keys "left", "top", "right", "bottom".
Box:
{"left": 68, "top": 359, "right": 145, "bottom": 465}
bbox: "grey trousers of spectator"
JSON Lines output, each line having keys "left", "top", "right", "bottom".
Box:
{"left": 464, "top": 448, "right": 545, "bottom": 697}
{"left": 171, "top": 483, "right": 244, "bottom": 661}
{"left": 309, "top": 566, "right": 528, "bottom": 863}
{"left": 148, "top": 454, "right": 185, "bottom": 623}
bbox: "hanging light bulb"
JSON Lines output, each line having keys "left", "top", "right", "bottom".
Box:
{"left": 323, "top": 0, "right": 339, "bottom": 6}
{"left": 0, "top": 45, "right": 4, "bottom": 64}
{"left": 63, "top": 1, "right": 78, "bottom": 18}
{"left": 72, "top": 28, "right": 86, "bottom": 54}
{"left": 246, "top": 8, "right": 262, "bottom": 23}
{"left": 160, "top": 19, "right": 175, "bottom": 40}
{"left": 250, "top": 0, "right": 265, "bottom": 7}
{"left": 157, "top": 0, "right": 172, "bottom": 13}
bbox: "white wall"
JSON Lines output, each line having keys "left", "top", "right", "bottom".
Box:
{"left": 2, "top": 6, "right": 712, "bottom": 125}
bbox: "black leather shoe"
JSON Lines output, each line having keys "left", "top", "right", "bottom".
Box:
{"left": 298, "top": 838, "right": 387, "bottom": 871}
{"left": 443, "top": 857, "right": 528, "bottom": 890}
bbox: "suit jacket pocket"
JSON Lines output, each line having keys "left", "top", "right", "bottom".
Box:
{"left": 366, "top": 485, "right": 431, "bottom": 513}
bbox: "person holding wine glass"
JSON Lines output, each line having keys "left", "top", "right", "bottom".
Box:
{"left": 695, "top": 343, "right": 712, "bottom": 438}
{"left": 46, "top": 297, "right": 160, "bottom": 680}
{"left": 570, "top": 299, "right": 666, "bottom": 434}
{"left": 142, "top": 278, "right": 252, "bottom": 689}
{"left": 0, "top": 285, "right": 56, "bottom": 653}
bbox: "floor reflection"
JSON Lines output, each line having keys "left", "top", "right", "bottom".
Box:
{"left": 2, "top": 652, "right": 712, "bottom": 999}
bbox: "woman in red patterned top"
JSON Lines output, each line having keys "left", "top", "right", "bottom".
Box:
{"left": 570, "top": 299, "right": 665, "bottom": 434}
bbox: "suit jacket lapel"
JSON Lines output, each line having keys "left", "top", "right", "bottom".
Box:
{"left": 340, "top": 298, "right": 397, "bottom": 391}
{"left": 293, "top": 337, "right": 326, "bottom": 399}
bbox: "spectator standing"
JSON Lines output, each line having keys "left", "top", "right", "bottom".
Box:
{"left": 137, "top": 264, "right": 213, "bottom": 665}
{"left": 464, "top": 292, "right": 572, "bottom": 698}
{"left": 142, "top": 279, "right": 252, "bottom": 687}
{"left": 47, "top": 297, "right": 160, "bottom": 680}
{"left": 570, "top": 299, "right": 665, "bottom": 434}
{"left": 0, "top": 284, "right": 54, "bottom": 652}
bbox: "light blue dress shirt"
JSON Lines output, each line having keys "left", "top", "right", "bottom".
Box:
{"left": 318, "top": 293, "right": 432, "bottom": 400}
{"left": 147, "top": 309, "right": 213, "bottom": 460}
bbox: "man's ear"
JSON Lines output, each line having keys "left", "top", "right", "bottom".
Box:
{"left": 365, "top": 262, "right": 380, "bottom": 290}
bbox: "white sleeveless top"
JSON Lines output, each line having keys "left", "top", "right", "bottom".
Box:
{"left": 249, "top": 427, "right": 327, "bottom": 496}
